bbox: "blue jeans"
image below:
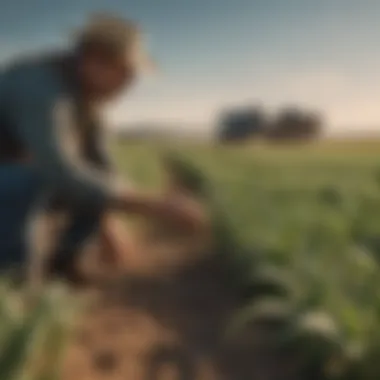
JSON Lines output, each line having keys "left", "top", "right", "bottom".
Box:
{"left": 0, "top": 164, "right": 103, "bottom": 272}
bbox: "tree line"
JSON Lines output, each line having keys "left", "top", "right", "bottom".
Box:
{"left": 217, "top": 105, "right": 323, "bottom": 142}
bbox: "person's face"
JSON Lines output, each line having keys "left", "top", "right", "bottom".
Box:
{"left": 79, "top": 50, "right": 137, "bottom": 102}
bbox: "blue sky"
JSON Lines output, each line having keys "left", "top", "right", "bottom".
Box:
{"left": 1, "top": 0, "right": 379, "bottom": 132}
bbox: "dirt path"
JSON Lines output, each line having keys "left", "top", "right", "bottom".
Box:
{"left": 61, "top": 230, "right": 300, "bottom": 380}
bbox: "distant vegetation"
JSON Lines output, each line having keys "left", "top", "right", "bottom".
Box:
{"left": 217, "top": 105, "right": 267, "bottom": 142}
{"left": 217, "top": 105, "right": 323, "bottom": 143}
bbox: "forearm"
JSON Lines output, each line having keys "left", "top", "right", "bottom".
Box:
{"left": 109, "top": 190, "right": 162, "bottom": 215}
{"left": 110, "top": 190, "right": 208, "bottom": 232}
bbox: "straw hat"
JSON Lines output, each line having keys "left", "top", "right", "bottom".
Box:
{"left": 73, "top": 12, "right": 156, "bottom": 74}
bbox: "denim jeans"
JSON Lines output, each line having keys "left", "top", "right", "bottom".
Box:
{"left": 0, "top": 164, "right": 103, "bottom": 271}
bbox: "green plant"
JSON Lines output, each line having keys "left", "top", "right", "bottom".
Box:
{"left": 0, "top": 280, "right": 82, "bottom": 380}
{"left": 161, "top": 152, "right": 380, "bottom": 379}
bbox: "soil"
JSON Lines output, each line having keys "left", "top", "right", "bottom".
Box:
{"left": 60, "top": 226, "right": 303, "bottom": 380}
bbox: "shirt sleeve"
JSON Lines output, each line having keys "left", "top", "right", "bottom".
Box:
{"left": 85, "top": 118, "right": 116, "bottom": 173}
{"left": 7, "top": 65, "right": 124, "bottom": 211}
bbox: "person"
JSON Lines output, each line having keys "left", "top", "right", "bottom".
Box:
{"left": 0, "top": 12, "right": 207, "bottom": 284}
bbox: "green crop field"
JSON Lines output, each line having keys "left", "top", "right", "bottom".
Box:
{"left": 113, "top": 140, "right": 380, "bottom": 374}
{"left": 3, "top": 139, "right": 380, "bottom": 380}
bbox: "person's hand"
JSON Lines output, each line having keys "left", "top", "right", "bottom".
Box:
{"left": 159, "top": 194, "right": 209, "bottom": 233}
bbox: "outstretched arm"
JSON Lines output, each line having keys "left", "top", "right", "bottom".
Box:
{"left": 7, "top": 64, "right": 206, "bottom": 229}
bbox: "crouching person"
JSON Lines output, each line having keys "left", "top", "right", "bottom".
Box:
{"left": 0, "top": 13, "right": 207, "bottom": 284}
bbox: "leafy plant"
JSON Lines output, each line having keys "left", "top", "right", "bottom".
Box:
{"left": 162, "top": 152, "right": 380, "bottom": 379}
{"left": 0, "top": 279, "right": 82, "bottom": 380}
